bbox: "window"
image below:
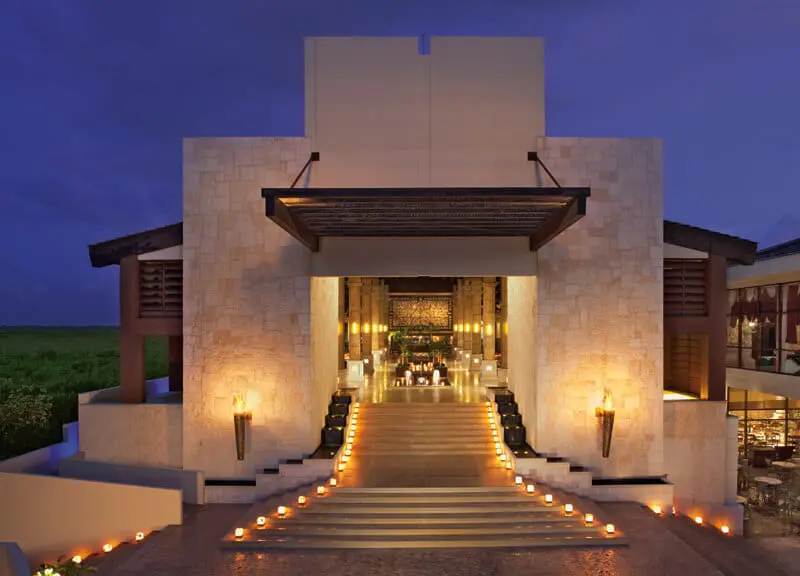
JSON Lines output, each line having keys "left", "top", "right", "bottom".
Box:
{"left": 726, "top": 282, "right": 798, "bottom": 376}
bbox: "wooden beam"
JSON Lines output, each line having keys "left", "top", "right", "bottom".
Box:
{"left": 89, "top": 222, "right": 182, "bottom": 268}
{"left": 168, "top": 335, "right": 183, "bottom": 392}
{"left": 664, "top": 220, "right": 757, "bottom": 265}
{"left": 262, "top": 186, "right": 589, "bottom": 200}
{"left": 528, "top": 196, "right": 587, "bottom": 251}
{"left": 264, "top": 194, "right": 320, "bottom": 251}
{"left": 706, "top": 253, "right": 728, "bottom": 401}
{"left": 119, "top": 256, "right": 146, "bottom": 403}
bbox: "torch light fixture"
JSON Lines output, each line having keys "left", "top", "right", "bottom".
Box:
{"left": 596, "top": 388, "right": 615, "bottom": 458}
{"left": 232, "top": 392, "right": 252, "bottom": 461}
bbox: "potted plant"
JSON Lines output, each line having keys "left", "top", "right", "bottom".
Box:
{"left": 35, "top": 556, "right": 96, "bottom": 576}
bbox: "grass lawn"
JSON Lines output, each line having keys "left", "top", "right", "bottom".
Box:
{"left": 0, "top": 327, "right": 168, "bottom": 459}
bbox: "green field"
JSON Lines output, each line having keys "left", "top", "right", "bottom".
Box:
{"left": 0, "top": 327, "right": 168, "bottom": 460}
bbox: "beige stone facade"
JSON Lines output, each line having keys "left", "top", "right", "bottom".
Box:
{"left": 179, "top": 36, "right": 665, "bottom": 482}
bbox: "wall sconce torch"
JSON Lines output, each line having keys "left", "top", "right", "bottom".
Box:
{"left": 596, "top": 389, "right": 615, "bottom": 458}
{"left": 233, "top": 392, "right": 252, "bottom": 461}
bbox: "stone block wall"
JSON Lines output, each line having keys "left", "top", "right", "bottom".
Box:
{"left": 183, "top": 136, "right": 323, "bottom": 479}
{"left": 535, "top": 137, "right": 664, "bottom": 477}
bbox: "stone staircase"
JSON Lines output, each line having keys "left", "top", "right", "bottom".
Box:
{"left": 222, "top": 398, "right": 626, "bottom": 549}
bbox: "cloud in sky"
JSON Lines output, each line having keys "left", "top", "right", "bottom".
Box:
{"left": 0, "top": 0, "right": 798, "bottom": 324}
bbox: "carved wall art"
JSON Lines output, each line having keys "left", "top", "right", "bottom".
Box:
{"left": 389, "top": 296, "right": 453, "bottom": 330}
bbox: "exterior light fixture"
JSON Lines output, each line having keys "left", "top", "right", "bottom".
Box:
{"left": 494, "top": 442, "right": 501, "bottom": 450}
{"left": 102, "top": 544, "right": 113, "bottom": 553}
{"left": 694, "top": 516, "right": 703, "bottom": 525}
{"left": 605, "top": 524, "right": 616, "bottom": 535}
{"left": 486, "top": 324, "right": 493, "bottom": 336}
{"left": 232, "top": 392, "right": 252, "bottom": 461}
{"left": 342, "top": 455, "right": 349, "bottom": 463}
{"left": 495, "top": 447, "right": 502, "bottom": 455}
{"left": 346, "top": 443, "right": 353, "bottom": 450}
{"left": 329, "top": 478, "right": 337, "bottom": 487}
{"left": 564, "top": 503, "right": 574, "bottom": 515}
{"left": 473, "top": 357, "right": 480, "bottom": 364}
{"left": 584, "top": 513, "right": 594, "bottom": 525}
{"left": 135, "top": 532, "right": 144, "bottom": 541}
{"left": 277, "top": 506, "right": 288, "bottom": 517}
{"left": 505, "top": 461, "right": 512, "bottom": 470}
{"left": 297, "top": 495, "right": 307, "bottom": 506}
{"left": 526, "top": 484, "right": 535, "bottom": 494}
{"left": 71, "top": 556, "right": 82, "bottom": 564}
{"left": 720, "top": 525, "right": 730, "bottom": 535}
{"left": 234, "top": 528, "right": 244, "bottom": 539}
{"left": 596, "top": 389, "right": 615, "bottom": 458}
{"left": 490, "top": 424, "right": 496, "bottom": 430}
{"left": 515, "top": 475, "right": 523, "bottom": 485}
{"left": 363, "top": 323, "right": 370, "bottom": 334}
{"left": 465, "top": 353, "right": 471, "bottom": 359}
{"left": 257, "top": 516, "right": 267, "bottom": 526}
{"left": 351, "top": 322, "right": 359, "bottom": 335}
{"left": 473, "top": 322, "right": 480, "bottom": 333}
{"left": 344, "top": 449, "right": 352, "bottom": 456}
{"left": 652, "top": 505, "right": 662, "bottom": 515}
{"left": 485, "top": 401, "right": 491, "bottom": 406}
{"left": 348, "top": 430, "right": 355, "bottom": 438}
{"left": 500, "top": 454, "right": 507, "bottom": 462}
{"left": 316, "top": 485, "right": 326, "bottom": 496}
{"left": 545, "top": 494, "right": 553, "bottom": 504}
{"left": 338, "top": 462, "right": 345, "bottom": 471}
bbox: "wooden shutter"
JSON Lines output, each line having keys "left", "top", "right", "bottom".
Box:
{"left": 139, "top": 260, "right": 182, "bottom": 317}
{"left": 664, "top": 259, "right": 707, "bottom": 316}
{"left": 665, "top": 333, "right": 705, "bottom": 396}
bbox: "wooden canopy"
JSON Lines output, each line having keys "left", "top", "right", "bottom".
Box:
{"left": 663, "top": 220, "right": 757, "bottom": 265}
{"left": 261, "top": 187, "right": 591, "bottom": 252}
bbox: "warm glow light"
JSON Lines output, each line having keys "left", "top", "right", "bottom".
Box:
{"left": 71, "top": 555, "right": 82, "bottom": 564}
{"left": 277, "top": 506, "right": 288, "bottom": 517}
{"left": 330, "top": 478, "right": 337, "bottom": 487}
{"left": 363, "top": 323, "right": 370, "bottom": 334}
{"left": 515, "top": 475, "right": 523, "bottom": 485}
{"left": 584, "top": 513, "right": 594, "bottom": 524}
{"left": 652, "top": 505, "right": 662, "bottom": 515}
{"left": 338, "top": 463, "right": 345, "bottom": 471}
{"left": 350, "top": 425, "right": 357, "bottom": 432}
{"left": 485, "top": 401, "right": 491, "bottom": 406}
{"left": 102, "top": 543, "right": 113, "bottom": 553}
{"left": 473, "top": 357, "right": 480, "bottom": 364}
{"left": 486, "top": 324, "right": 493, "bottom": 336}
{"left": 346, "top": 443, "right": 353, "bottom": 450}
{"left": 317, "top": 485, "right": 326, "bottom": 495}
{"left": 372, "top": 323, "right": 377, "bottom": 333}
{"left": 526, "top": 484, "right": 535, "bottom": 494}
{"left": 234, "top": 528, "right": 244, "bottom": 539}
{"left": 354, "top": 402, "right": 360, "bottom": 408}
{"left": 495, "top": 448, "right": 502, "bottom": 455}
{"left": 663, "top": 391, "right": 696, "bottom": 401}
{"left": 135, "top": 532, "right": 144, "bottom": 541}
{"left": 351, "top": 322, "right": 359, "bottom": 335}
{"left": 602, "top": 390, "right": 613, "bottom": 412}
{"left": 473, "top": 322, "right": 480, "bottom": 333}
{"left": 344, "top": 449, "right": 352, "bottom": 456}
{"left": 564, "top": 503, "right": 574, "bottom": 515}
{"left": 606, "top": 524, "right": 616, "bottom": 534}
{"left": 694, "top": 516, "right": 703, "bottom": 525}
{"left": 488, "top": 417, "right": 494, "bottom": 423}
{"left": 232, "top": 392, "right": 247, "bottom": 414}
{"left": 257, "top": 516, "right": 267, "bottom": 526}
{"left": 494, "top": 442, "right": 501, "bottom": 450}
{"left": 721, "top": 525, "right": 730, "bottom": 535}
{"left": 545, "top": 494, "right": 553, "bottom": 504}
{"left": 297, "top": 496, "right": 307, "bottom": 506}
{"left": 490, "top": 424, "right": 496, "bottom": 430}
{"left": 500, "top": 454, "right": 507, "bottom": 462}
{"left": 348, "top": 430, "right": 355, "bottom": 438}
{"left": 505, "top": 461, "right": 512, "bottom": 470}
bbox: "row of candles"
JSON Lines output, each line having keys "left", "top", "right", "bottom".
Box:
{"left": 33, "top": 531, "right": 149, "bottom": 575}
{"left": 233, "top": 402, "right": 361, "bottom": 539}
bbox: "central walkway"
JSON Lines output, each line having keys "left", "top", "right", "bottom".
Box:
{"left": 342, "top": 366, "right": 508, "bottom": 488}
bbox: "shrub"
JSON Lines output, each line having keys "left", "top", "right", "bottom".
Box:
{"left": 0, "top": 386, "right": 54, "bottom": 459}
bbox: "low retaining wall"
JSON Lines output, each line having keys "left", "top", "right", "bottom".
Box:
{"left": 0, "top": 472, "right": 182, "bottom": 567}
{"left": 0, "top": 422, "right": 79, "bottom": 475}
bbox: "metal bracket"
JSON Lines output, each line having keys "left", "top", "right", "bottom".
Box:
{"left": 289, "top": 152, "right": 320, "bottom": 189}
{"left": 527, "top": 151, "right": 561, "bottom": 188}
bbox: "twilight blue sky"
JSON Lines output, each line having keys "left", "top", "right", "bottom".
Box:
{"left": 1, "top": 0, "right": 799, "bottom": 325}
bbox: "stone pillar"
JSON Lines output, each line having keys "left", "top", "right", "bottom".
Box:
{"left": 348, "top": 278, "right": 361, "bottom": 361}
{"left": 371, "top": 280, "right": 381, "bottom": 351}
{"left": 471, "top": 278, "right": 483, "bottom": 356}
{"left": 455, "top": 281, "right": 463, "bottom": 348}
{"left": 338, "top": 277, "right": 346, "bottom": 369}
{"left": 500, "top": 277, "right": 508, "bottom": 369}
{"left": 461, "top": 280, "right": 472, "bottom": 352}
{"left": 120, "top": 256, "right": 146, "bottom": 403}
{"left": 483, "top": 277, "right": 496, "bottom": 360}
{"left": 361, "top": 278, "right": 373, "bottom": 359}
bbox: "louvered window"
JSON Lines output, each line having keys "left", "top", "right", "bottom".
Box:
{"left": 139, "top": 260, "right": 182, "bottom": 317}
{"left": 665, "top": 333, "right": 706, "bottom": 396}
{"left": 664, "top": 259, "right": 707, "bottom": 316}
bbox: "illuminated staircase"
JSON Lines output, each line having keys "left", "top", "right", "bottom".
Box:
{"left": 222, "top": 399, "right": 626, "bottom": 549}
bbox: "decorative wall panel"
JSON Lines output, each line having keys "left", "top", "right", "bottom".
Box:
{"left": 390, "top": 296, "right": 453, "bottom": 330}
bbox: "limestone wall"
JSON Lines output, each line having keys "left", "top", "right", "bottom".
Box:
{"left": 182, "top": 137, "right": 318, "bottom": 478}
{"left": 535, "top": 137, "right": 664, "bottom": 477}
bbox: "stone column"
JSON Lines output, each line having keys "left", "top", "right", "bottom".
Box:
{"left": 483, "top": 277, "right": 496, "bottom": 361}
{"left": 338, "top": 277, "right": 346, "bottom": 369}
{"left": 348, "top": 277, "right": 361, "bottom": 361}
{"left": 471, "top": 278, "right": 483, "bottom": 356}
{"left": 168, "top": 335, "right": 183, "bottom": 392}
{"left": 500, "top": 277, "right": 508, "bottom": 369}
{"left": 361, "top": 278, "right": 373, "bottom": 359}
{"left": 461, "top": 280, "right": 472, "bottom": 352}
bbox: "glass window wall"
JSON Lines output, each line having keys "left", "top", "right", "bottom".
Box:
{"left": 728, "top": 388, "right": 800, "bottom": 457}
